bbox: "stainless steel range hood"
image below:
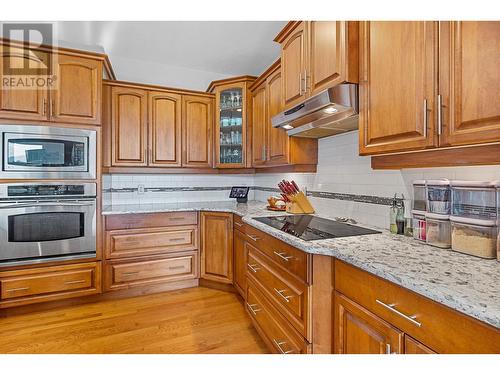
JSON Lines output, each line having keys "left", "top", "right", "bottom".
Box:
{"left": 271, "top": 84, "right": 358, "bottom": 138}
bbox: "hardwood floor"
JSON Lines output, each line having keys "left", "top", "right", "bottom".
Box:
{"left": 0, "top": 287, "right": 269, "bottom": 354}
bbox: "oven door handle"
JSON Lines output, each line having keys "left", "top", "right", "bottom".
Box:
{"left": 0, "top": 202, "right": 95, "bottom": 209}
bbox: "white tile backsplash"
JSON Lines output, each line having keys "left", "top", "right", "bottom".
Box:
{"left": 104, "top": 130, "right": 500, "bottom": 230}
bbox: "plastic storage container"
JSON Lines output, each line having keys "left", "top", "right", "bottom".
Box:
{"left": 412, "top": 210, "right": 426, "bottom": 241}
{"left": 412, "top": 180, "right": 427, "bottom": 212}
{"left": 451, "top": 217, "right": 497, "bottom": 259}
{"left": 451, "top": 181, "right": 496, "bottom": 221}
{"left": 427, "top": 179, "right": 451, "bottom": 215}
{"left": 425, "top": 213, "right": 451, "bottom": 248}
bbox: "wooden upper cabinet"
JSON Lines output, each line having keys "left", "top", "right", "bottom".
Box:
{"left": 251, "top": 82, "right": 267, "bottom": 166}
{"left": 0, "top": 46, "right": 49, "bottom": 121}
{"left": 266, "top": 66, "right": 289, "bottom": 165}
{"left": 276, "top": 21, "right": 358, "bottom": 110}
{"left": 200, "top": 212, "right": 233, "bottom": 284}
{"left": 439, "top": 21, "right": 500, "bottom": 147}
{"left": 359, "top": 21, "right": 438, "bottom": 155}
{"left": 182, "top": 95, "right": 214, "bottom": 168}
{"left": 110, "top": 86, "right": 148, "bottom": 166}
{"left": 308, "top": 21, "right": 358, "bottom": 96}
{"left": 279, "top": 22, "right": 308, "bottom": 109}
{"left": 148, "top": 91, "right": 182, "bottom": 167}
{"left": 51, "top": 53, "right": 102, "bottom": 125}
{"left": 335, "top": 292, "right": 404, "bottom": 354}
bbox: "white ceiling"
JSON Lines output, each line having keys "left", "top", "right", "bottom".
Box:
{"left": 54, "top": 21, "right": 286, "bottom": 77}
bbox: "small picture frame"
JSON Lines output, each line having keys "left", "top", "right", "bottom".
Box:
{"left": 229, "top": 186, "right": 250, "bottom": 203}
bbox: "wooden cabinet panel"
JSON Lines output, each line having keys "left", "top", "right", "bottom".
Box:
{"left": 281, "top": 22, "right": 308, "bottom": 109}
{"left": 266, "top": 67, "right": 289, "bottom": 165}
{"left": 439, "top": 21, "right": 500, "bottom": 146}
{"left": 233, "top": 228, "right": 247, "bottom": 297}
{"left": 247, "top": 246, "right": 310, "bottom": 339}
{"left": 105, "top": 212, "right": 197, "bottom": 231}
{"left": 52, "top": 54, "right": 102, "bottom": 125}
{"left": 148, "top": 91, "right": 182, "bottom": 167}
{"left": 335, "top": 292, "right": 404, "bottom": 354}
{"left": 251, "top": 82, "right": 267, "bottom": 166}
{"left": 246, "top": 278, "right": 311, "bottom": 354}
{"left": 308, "top": 21, "right": 343, "bottom": 96}
{"left": 404, "top": 336, "right": 436, "bottom": 354}
{"left": 110, "top": 86, "right": 148, "bottom": 166}
{"left": 182, "top": 95, "right": 213, "bottom": 168}
{"left": 244, "top": 224, "right": 310, "bottom": 283}
{"left": 105, "top": 225, "right": 198, "bottom": 259}
{"left": 359, "top": 21, "right": 438, "bottom": 155}
{"left": 335, "top": 260, "right": 500, "bottom": 353}
{"left": 0, "top": 262, "right": 101, "bottom": 308}
{"left": 200, "top": 212, "right": 233, "bottom": 284}
{"left": 0, "top": 46, "right": 49, "bottom": 121}
{"left": 104, "top": 252, "right": 198, "bottom": 291}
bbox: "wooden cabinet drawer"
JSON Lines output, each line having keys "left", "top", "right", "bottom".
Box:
{"left": 0, "top": 262, "right": 101, "bottom": 308}
{"left": 104, "top": 252, "right": 198, "bottom": 291}
{"left": 233, "top": 214, "right": 246, "bottom": 232}
{"left": 240, "top": 220, "right": 310, "bottom": 283}
{"left": 247, "top": 245, "right": 310, "bottom": 340}
{"left": 105, "top": 212, "right": 197, "bottom": 230}
{"left": 335, "top": 260, "right": 500, "bottom": 353}
{"left": 105, "top": 225, "right": 198, "bottom": 259}
{"left": 246, "top": 278, "right": 310, "bottom": 354}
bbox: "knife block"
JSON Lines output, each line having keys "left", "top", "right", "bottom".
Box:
{"left": 285, "top": 191, "right": 315, "bottom": 214}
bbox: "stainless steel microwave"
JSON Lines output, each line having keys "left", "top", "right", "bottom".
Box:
{"left": 1, "top": 124, "right": 96, "bottom": 179}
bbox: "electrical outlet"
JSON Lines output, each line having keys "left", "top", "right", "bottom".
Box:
{"left": 138, "top": 184, "right": 145, "bottom": 194}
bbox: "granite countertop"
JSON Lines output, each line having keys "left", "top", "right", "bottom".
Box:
{"left": 102, "top": 200, "right": 500, "bottom": 329}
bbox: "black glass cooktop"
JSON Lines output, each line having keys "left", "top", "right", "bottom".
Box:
{"left": 253, "top": 215, "right": 380, "bottom": 241}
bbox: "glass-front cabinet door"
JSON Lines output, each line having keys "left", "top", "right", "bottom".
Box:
{"left": 214, "top": 81, "right": 250, "bottom": 168}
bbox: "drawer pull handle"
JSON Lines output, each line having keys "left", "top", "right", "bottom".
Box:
{"left": 274, "top": 288, "right": 292, "bottom": 303}
{"left": 64, "top": 279, "right": 86, "bottom": 285}
{"left": 168, "top": 265, "right": 185, "bottom": 270}
{"left": 247, "top": 234, "right": 260, "bottom": 242}
{"left": 6, "top": 286, "right": 30, "bottom": 293}
{"left": 122, "top": 271, "right": 140, "bottom": 276}
{"left": 247, "top": 263, "right": 260, "bottom": 273}
{"left": 234, "top": 222, "right": 243, "bottom": 227}
{"left": 273, "top": 251, "right": 293, "bottom": 262}
{"left": 169, "top": 237, "right": 185, "bottom": 242}
{"left": 272, "top": 339, "right": 294, "bottom": 354}
{"left": 169, "top": 217, "right": 185, "bottom": 221}
{"left": 376, "top": 299, "right": 422, "bottom": 327}
{"left": 246, "top": 303, "right": 261, "bottom": 315}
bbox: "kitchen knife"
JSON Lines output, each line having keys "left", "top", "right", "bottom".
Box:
{"left": 291, "top": 180, "right": 300, "bottom": 193}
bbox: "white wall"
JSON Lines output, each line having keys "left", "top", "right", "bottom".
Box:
{"left": 109, "top": 55, "right": 230, "bottom": 91}
{"left": 254, "top": 131, "right": 500, "bottom": 229}
{"left": 104, "top": 130, "right": 500, "bottom": 230}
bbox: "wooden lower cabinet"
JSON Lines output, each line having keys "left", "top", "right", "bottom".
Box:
{"left": 335, "top": 292, "right": 404, "bottom": 354}
{"left": 247, "top": 245, "right": 310, "bottom": 340}
{"left": 103, "top": 252, "right": 198, "bottom": 291}
{"left": 0, "top": 262, "right": 101, "bottom": 308}
{"left": 335, "top": 260, "right": 500, "bottom": 353}
{"left": 200, "top": 212, "right": 233, "bottom": 284}
{"left": 246, "top": 278, "right": 311, "bottom": 354}
{"left": 233, "top": 228, "right": 247, "bottom": 297}
{"left": 404, "top": 336, "right": 436, "bottom": 354}
{"left": 105, "top": 225, "right": 198, "bottom": 259}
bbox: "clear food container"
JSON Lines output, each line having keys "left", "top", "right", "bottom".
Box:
{"left": 412, "top": 180, "right": 426, "bottom": 212}
{"left": 451, "top": 181, "right": 496, "bottom": 221}
{"left": 412, "top": 210, "right": 426, "bottom": 242}
{"left": 451, "top": 217, "right": 497, "bottom": 259}
{"left": 426, "top": 179, "right": 451, "bottom": 215}
{"left": 425, "top": 213, "right": 451, "bottom": 248}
